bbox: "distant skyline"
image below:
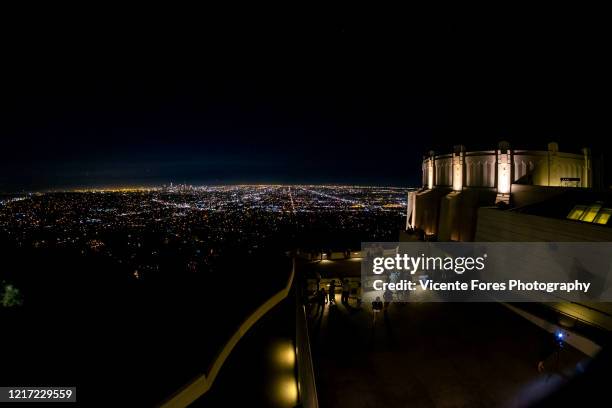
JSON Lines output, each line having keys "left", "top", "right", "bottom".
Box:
{"left": 17, "top": 183, "right": 414, "bottom": 194}
{"left": 2, "top": 12, "right": 609, "bottom": 192}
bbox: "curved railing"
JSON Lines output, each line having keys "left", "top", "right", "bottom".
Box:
{"left": 160, "top": 259, "right": 295, "bottom": 408}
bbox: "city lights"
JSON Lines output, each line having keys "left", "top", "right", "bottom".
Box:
{"left": 0, "top": 185, "right": 408, "bottom": 281}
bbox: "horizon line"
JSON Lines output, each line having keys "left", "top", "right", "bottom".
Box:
{"left": 2, "top": 182, "right": 419, "bottom": 194}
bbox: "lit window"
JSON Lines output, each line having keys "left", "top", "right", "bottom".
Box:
{"left": 593, "top": 208, "right": 612, "bottom": 225}
{"left": 567, "top": 205, "right": 586, "bottom": 220}
{"left": 579, "top": 204, "right": 602, "bottom": 223}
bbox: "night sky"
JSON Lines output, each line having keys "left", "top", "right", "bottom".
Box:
{"left": 2, "top": 9, "right": 609, "bottom": 191}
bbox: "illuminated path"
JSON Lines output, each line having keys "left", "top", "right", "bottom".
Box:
{"left": 299, "top": 187, "right": 358, "bottom": 204}
{"left": 160, "top": 259, "right": 296, "bottom": 408}
{"left": 288, "top": 186, "right": 296, "bottom": 214}
{"left": 190, "top": 297, "right": 298, "bottom": 408}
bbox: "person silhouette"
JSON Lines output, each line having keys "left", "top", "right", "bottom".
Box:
{"left": 329, "top": 280, "right": 337, "bottom": 304}
{"left": 316, "top": 288, "right": 327, "bottom": 316}
{"left": 341, "top": 279, "right": 350, "bottom": 305}
{"left": 372, "top": 296, "right": 383, "bottom": 325}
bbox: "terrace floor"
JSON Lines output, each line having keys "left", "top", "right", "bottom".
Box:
{"left": 302, "top": 257, "right": 589, "bottom": 408}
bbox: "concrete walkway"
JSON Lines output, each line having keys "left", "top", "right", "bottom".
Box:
{"left": 309, "top": 296, "right": 587, "bottom": 408}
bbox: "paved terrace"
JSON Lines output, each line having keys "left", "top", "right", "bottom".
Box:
{"left": 302, "top": 259, "right": 589, "bottom": 408}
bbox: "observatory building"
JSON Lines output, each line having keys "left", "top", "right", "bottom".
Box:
{"left": 406, "top": 142, "right": 611, "bottom": 242}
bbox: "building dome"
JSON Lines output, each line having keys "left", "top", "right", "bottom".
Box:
{"left": 408, "top": 142, "right": 594, "bottom": 241}
{"left": 422, "top": 142, "right": 592, "bottom": 191}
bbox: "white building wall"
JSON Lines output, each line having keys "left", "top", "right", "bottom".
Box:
{"left": 464, "top": 153, "right": 496, "bottom": 188}
{"left": 423, "top": 147, "right": 591, "bottom": 190}
{"left": 434, "top": 156, "right": 453, "bottom": 186}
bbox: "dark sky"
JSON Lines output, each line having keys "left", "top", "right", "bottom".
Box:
{"left": 1, "top": 7, "right": 610, "bottom": 191}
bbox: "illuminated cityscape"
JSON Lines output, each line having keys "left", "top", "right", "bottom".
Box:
{"left": 0, "top": 185, "right": 410, "bottom": 406}
{"left": 1, "top": 8, "right": 611, "bottom": 408}
{"left": 0, "top": 185, "right": 407, "bottom": 275}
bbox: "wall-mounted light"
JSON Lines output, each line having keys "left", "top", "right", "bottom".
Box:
{"left": 452, "top": 146, "right": 464, "bottom": 191}
{"left": 497, "top": 147, "right": 512, "bottom": 195}
{"left": 427, "top": 158, "right": 434, "bottom": 189}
